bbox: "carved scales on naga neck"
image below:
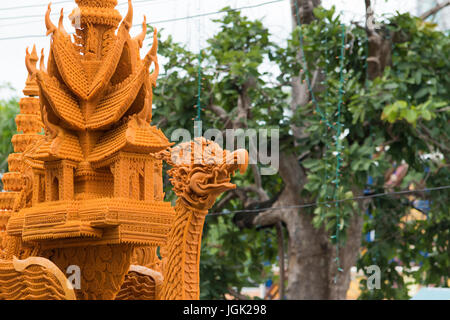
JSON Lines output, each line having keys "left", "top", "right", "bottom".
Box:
{"left": 158, "top": 139, "right": 248, "bottom": 300}
{"left": 0, "top": 0, "right": 248, "bottom": 300}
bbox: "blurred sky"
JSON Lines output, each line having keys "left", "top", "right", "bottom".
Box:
{"left": 0, "top": 0, "right": 447, "bottom": 99}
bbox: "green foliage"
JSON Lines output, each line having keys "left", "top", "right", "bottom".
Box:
{"left": 381, "top": 100, "right": 445, "bottom": 126}
{"left": 0, "top": 3, "right": 444, "bottom": 300}
{"left": 200, "top": 215, "right": 276, "bottom": 299}
{"left": 274, "top": 6, "right": 384, "bottom": 245}
{"left": 149, "top": 7, "right": 449, "bottom": 299}
{"left": 152, "top": 12, "right": 281, "bottom": 299}
{"left": 355, "top": 14, "right": 449, "bottom": 299}
{"left": 150, "top": 30, "right": 200, "bottom": 138}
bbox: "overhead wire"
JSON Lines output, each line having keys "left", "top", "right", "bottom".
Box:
{"left": 207, "top": 185, "right": 450, "bottom": 217}
{"left": 0, "top": 0, "right": 166, "bottom": 15}
{"left": 0, "top": 0, "right": 287, "bottom": 40}
{"left": 0, "top": 0, "right": 186, "bottom": 31}
{"left": 0, "top": 0, "right": 73, "bottom": 12}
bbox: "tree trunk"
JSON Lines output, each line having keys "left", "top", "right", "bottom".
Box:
{"left": 273, "top": 0, "right": 448, "bottom": 299}
{"left": 277, "top": 0, "right": 366, "bottom": 300}
{"left": 277, "top": 152, "right": 331, "bottom": 299}
{"left": 268, "top": 151, "right": 366, "bottom": 299}
{"left": 235, "top": 0, "right": 371, "bottom": 300}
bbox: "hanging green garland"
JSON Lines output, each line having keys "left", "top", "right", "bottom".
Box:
{"left": 331, "top": 23, "right": 347, "bottom": 282}
{"left": 194, "top": 50, "right": 203, "bottom": 137}
{"left": 293, "top": 2, "right": 347, "bottom": 281}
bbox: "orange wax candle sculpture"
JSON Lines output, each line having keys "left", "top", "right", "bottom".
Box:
{"left": 0, "top": 0, "right": 248, "bottom": 300}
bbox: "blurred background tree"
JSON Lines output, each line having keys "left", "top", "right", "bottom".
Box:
{"left": 149, "top": 0, "right": 449, "bottom": 300}
{"left": 0, "top": 0, "right": 447, "bottom": 300}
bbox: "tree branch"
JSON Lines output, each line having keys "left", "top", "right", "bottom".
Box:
{"left": 253, "top": 208, "right": 281, "bottom": 226}
{"left": 365, "top": 0, "right": 375, "bottom": 35}
{"left": 435, "top": 106, "right": 450, "bottom": 113}
{"left": 290, "top": 0, "right": 321, "bottom": 27}
{"left": 206, "top": 104, "right": 233, "bottom": 129}
{"left": 234, "top": 78, "right": 256, "bottom": 129}
{"left": 227, "top": 287, "right": 250, "bottom": 300}
{"left": 156, "top": 116, "right": 168, "bottom": 128}
{"left": 420, "top": 1, "right": 450, "bottom": 20}
{"left": 417, "top": 122, "right": 450, "bottom": 153}
{"left": 234, "top": 187, "right": 258, "bottom": 208}
{"left": 310, "top": 68, "right": 320, "bottom": 92}
{"left": 364, "top": 0, "right": 392, "bottom": 80}
{"left": 351, "top": 20, "right": 365, "bottom": 29}
{"left": 253, "top": 152, "right": 306, "bottom": 227}
{"left": 214, "top": 191, "right": 238, "bottom": 212}
{"left": 240, "top": 185, "right": 268, "bottom": 202}
{"left": 250, "top": 164, "right": 270, "bottom": 201}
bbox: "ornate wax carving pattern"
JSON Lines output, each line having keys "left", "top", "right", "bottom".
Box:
{"left": 0, "top": 1, "right": 248, "bottom": 300}
{"left": 0, "top": 262, "right": 68, "bottom": 300}
{"left": 156, "top": 138, "right": 248, "bottom": 299}
{"left": 41, "top": 244, "right": 133, "bottom": 300}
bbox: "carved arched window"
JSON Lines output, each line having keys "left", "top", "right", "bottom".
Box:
{"left": 139, "top": 173, "right": 145, "bottom": 201}
{"left": 51, "top": 176, "right": 59, "bottom": 201}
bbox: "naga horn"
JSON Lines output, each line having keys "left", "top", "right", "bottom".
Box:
{"left": 134, "top": 15, "right": 147, "bottom": 48}
{"left": 123, "top": 0, "right": 133, "bottom": 30}
{"left": 45, "top": 3, "right": 57, "bottom": 36}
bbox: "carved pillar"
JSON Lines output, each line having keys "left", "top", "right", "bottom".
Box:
{"left": 45, "top": 167, "right": 59, "bottom": 202}
{"left": 60, "top": 161, "right": 76, "bottom": 201}
{"left": 154, "top": 160, "right": 163, "bottom": 201}
{"left": 112, "top": 155, "right": 130, "bottom": 198}
{"left": 144, "top": 159, "right": 154, "bottom": 201}
{"left": 32, "top": 169, "right": 44, "bottom": 205}
{"left": 129, "top": 171, "right": 139, "bottom": 200}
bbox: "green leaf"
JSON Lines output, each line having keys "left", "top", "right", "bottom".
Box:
{"left": 404, "top": 109, "right": 418, "bottom": 124}
{"left": 313, "top": 7, "right": 326, "bottom": 19}
{"left": 302, "top": 159, "right": 320, "bottom": 169}
{"left": 414, "top": 87, "right": 429, "bottom": 99}
{"left": 421, "top": 109, "right": 432, "bottom": 121}
{"left": 384, "top": 83, "right": 399, "bottom": 90}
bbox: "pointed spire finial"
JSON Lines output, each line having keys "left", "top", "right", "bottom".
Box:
{"left": 123, "top": 0, "right": 134, "bottom": 29}
{"left": 58, "top": 8, "right": 68, "bottom": 36}
{"left": 30, "top": 45, "right": 39, "bottom": 63}
{"left": 40, "top": 49, "right": 47, "bottom": 72}
{"left": 146, "top": 28, "right": 159, "bottom": 87}
{"left": 149, "top": 28, "right": 158, "bottom": 60}
{"left": 25, "top": 47, "right": 37, "bottom": 76}
{"left": 23, "top": 45, "right": 40, "bottom": 96}
{"left": 135, "top": 15, "right": 147, "bottom": 48}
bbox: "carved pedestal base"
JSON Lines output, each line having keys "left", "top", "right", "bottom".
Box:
{"left": 42, "top": 244, "right": 133, "bottom": 300}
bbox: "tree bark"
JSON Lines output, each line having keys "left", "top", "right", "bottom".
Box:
{"left": 277, "top": 152, "right": 331, "bottom": 299}
{"left": 327, "top": 212, "right": 365, "bottom": 299}
{"left": 365, "top": 0, "right": 392, "bottom": 80}
{"left": 420, "top": 1, "right": 450, "bottom": 20}
{"left": 275, "top": 0, "right": 367, "bottom": 300}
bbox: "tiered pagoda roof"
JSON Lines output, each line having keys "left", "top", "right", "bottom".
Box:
{"left": 3, "top": 0, "right": 175, "bottom": 249}
{"left": 22, "top": 0, "right": 171, "bottom": 165}
{"left": 0, "top": 46, "right": 45, "bottom": 221}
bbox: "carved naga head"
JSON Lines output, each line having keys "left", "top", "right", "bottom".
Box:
{"left": 164, "top": 138, "right": 248, "bottom": 211}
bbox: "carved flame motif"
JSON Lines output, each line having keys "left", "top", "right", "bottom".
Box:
{"left": 1, "top": 0, "right": 173, "bottom": 300}
{"left": 26, "top": 1, "right": 158, "bottom": 134}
